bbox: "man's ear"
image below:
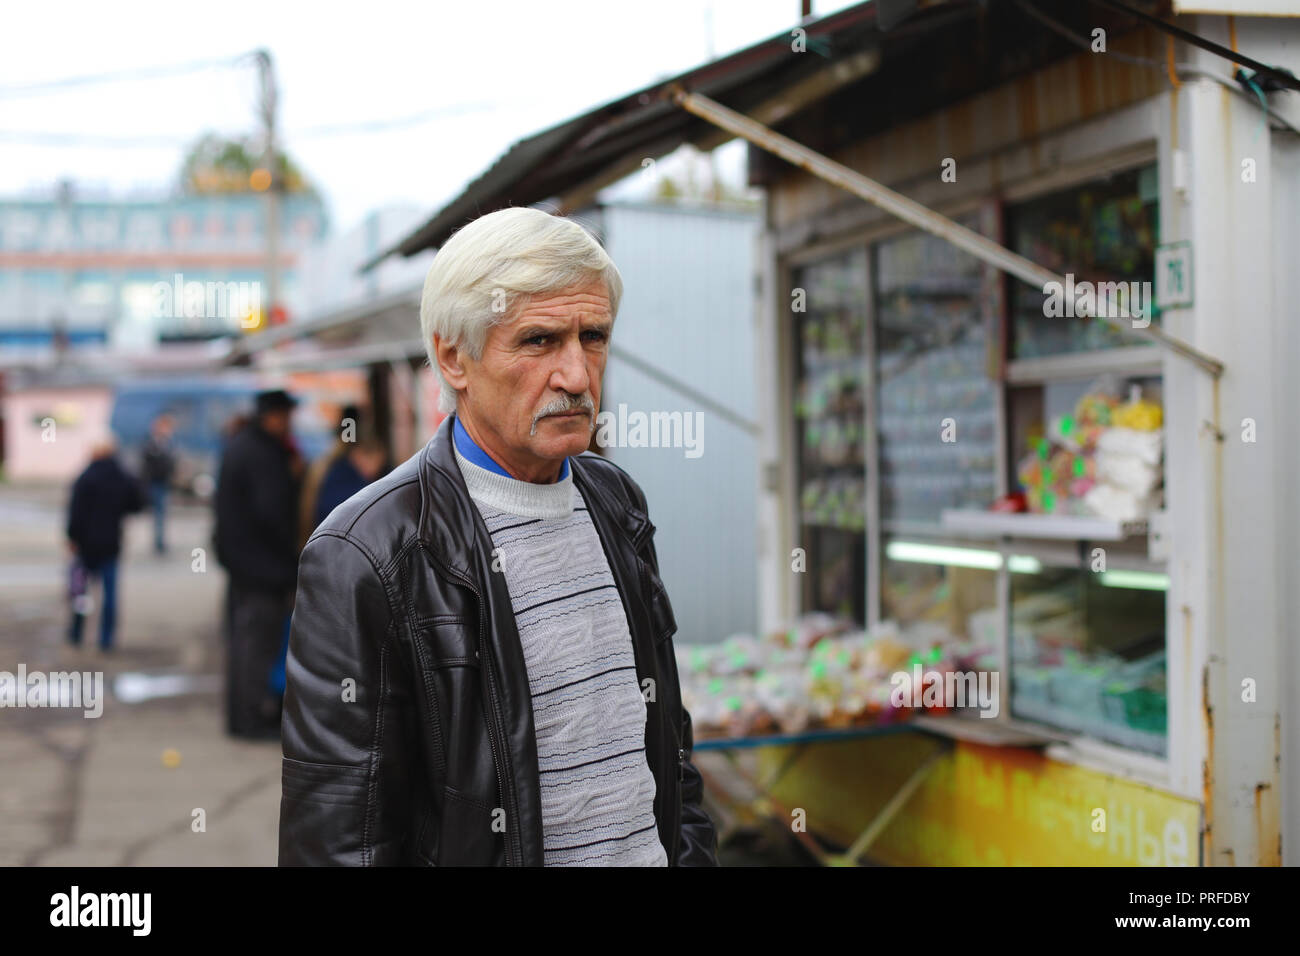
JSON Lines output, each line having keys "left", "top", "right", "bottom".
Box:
{"left": 433, "top": 334, "right": 469, "bottom": 393}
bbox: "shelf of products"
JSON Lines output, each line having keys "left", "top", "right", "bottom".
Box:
{"left": 874, "top": 227, "right": 997, "bottom": 524}
{"left": 800, "top": 475, "right": 866, "bottom": 532}
{"left": 681, "top": 613, "right": 999, "bottom": 741}
{"left": 1006, "top": 163, "right": 1160, "bottom": 360}
{"left": 1010, "top": 568, "right": 1167, "bottom": 756}
{"left": 939, "top": 509, "right": 1147, "bottom": 541}
{"left": 1014, "top": 379, "right": 1164, "bottom": 520}
{"left": 793, "top": 252, "right": 869, "bottom": 622}
{"left": 779, "top": 165, "right": 1172, "bottom": 759}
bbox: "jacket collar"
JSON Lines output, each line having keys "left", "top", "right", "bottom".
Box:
{"left": 418, "top": 415, "right": 483, "bottom": 578}
{"left": 572, "top": 454, "right": 654, "bottom": 550}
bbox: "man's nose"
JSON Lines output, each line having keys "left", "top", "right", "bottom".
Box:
{"left": 550, "top": 338, "right": 591, "bottom": 396}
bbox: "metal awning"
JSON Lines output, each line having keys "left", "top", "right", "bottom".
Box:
{"left": 222, "top": 285, "right": 422, "bottom": 367}
{"left": 365, "top": 0, "right": 1221, "bottom": 376}
{"left": 361, "top": 0, "right": 902, "bottom": 266}
{"left": 672, "top": 86, "right": 1221, "bottom": 376}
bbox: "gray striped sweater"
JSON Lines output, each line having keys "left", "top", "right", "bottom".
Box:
{"left": 453, "top": 444, "right": 667, "bottom": 867}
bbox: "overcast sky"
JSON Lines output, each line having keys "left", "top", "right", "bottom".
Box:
{"left": 1, "top": 0, "right": 857, "bottom": 233}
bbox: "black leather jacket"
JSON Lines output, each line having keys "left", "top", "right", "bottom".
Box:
{"left": 278, "top": 414, "right": 718, "bottom": 866}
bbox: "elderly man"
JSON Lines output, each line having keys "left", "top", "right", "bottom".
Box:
{"left": 279, "top": 207, "right": 717, "bottom": 866}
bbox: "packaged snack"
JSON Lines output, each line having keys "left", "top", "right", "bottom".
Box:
{"left": 1112, "top": 385, "right": 1163, "bottom": 431}
{"left": 1097, "top": 427, "right": 1163, "bottom": 467}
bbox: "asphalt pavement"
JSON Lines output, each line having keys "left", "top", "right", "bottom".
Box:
{"left": 0, "top": 483, "right": 280, "bottom": 866}
{"left": 0, "top": 480, "right": 792, "bottom": 867}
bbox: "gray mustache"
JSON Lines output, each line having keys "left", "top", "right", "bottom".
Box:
{"left": 530, "top": 395, "right": 596, "bottom": 435}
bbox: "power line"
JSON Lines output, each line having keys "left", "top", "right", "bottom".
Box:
{"left": 0, "top": 130, "right": 190, "bottom": 147}
{"left": 0, "top": 53, "right": 254, "bottom": 99}
{"left": 0, "top": 100, "right": 538, "bottom": 149}
{"left": 292, "top": 101, "right": 520, "bottom": 137}
{"left": 1089, "top": 0, "right": 1300, "bottom": 93}
{"left": 1017, "top": 0, "right": 1300, "bottom": 136}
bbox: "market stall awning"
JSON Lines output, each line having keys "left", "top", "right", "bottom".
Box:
{"left": 361, "top": 0, "right": 911, "bottom": 267}
{"left": 367, "top": 0, "right": 1181, "bottom": 266}
{"left": 222, "top": 285, "right": 423, "bottom": 369}
{"left": 671, "top": 85, "right": 1222, "bottom": 377}
{"left": 367, "top": 0, "right": 1221, "bottom": 376}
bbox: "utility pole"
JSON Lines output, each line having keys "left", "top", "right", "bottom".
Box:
{"left": 255, "top": 49, "right": 280, "bottom": 329}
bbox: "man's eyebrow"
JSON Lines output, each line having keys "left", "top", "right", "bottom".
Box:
{"left": 514, "top": 318, "right": 612, "bottom": 337}
{"left": 514, "top": 323, "right": 562, "bottom": 338}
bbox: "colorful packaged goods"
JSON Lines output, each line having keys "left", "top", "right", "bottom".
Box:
{"left": 679, "top": 615, "right": 992, "bottom": 739}
{"left": 1017, "top": 383, "right": 1163, "bottom": 519}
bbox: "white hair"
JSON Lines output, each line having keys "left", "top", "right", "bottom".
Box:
{"left": 419, "top": 207, "right": 623, "bottom": 414}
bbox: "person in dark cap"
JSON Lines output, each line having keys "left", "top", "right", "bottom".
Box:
{"left": 214, "top": 387, "right": 303, "bottom": 739}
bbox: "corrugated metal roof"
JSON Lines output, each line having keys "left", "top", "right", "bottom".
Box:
{"left": 364, "top": 0, "right": 890, "bottom": 266}
{"left": 365, "top": 0, "right": 1167, "bottom": 267}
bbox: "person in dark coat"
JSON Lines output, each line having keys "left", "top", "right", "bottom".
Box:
{"left": 213, "top": 389, "right": 302, "bottom": 739}
{"left": 312, "top": 431, "right": 388, "bottom": 529}
{"left": 140, "top": 412, "right": 177, "bottom": 554}
{"left": 66, "top": 433, "right": 146, "bottom": 651}
{"left": 297, "top": 404, "right": 361, "bottom": 552}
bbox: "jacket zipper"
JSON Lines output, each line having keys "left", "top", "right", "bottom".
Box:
{"left": 430, "top": 553, "right": 522, "bottom": 866}
{"left": 468, "top": 579, "right": 522, "bottom": 867}
{"left": 635, "top": 550, "right": 683, "bottom": 866}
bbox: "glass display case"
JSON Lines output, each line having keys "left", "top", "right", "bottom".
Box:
{"left": 1006, "top": 163, "right": 1160, "bottom": 360}
{"left": 789, "top": 161, "right": 1170, "bottom": 757}
{"left": 792, "top": 251, "right": 868, "bottom": 624}
{"left": 874, "top": 225, "right": 997, "bottom": 527}
{"left": 1010, "top": 564, "right": 1167, "bottom": 755}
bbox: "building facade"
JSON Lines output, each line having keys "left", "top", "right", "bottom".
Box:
{"left": 0, "top": 186, "right": 327, "bottom": 358}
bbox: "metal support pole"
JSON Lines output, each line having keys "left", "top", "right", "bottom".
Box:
{"left": 667, "top": 86, "right": 1224, "bottom": 379}
{"left": 256, "top": 50, "right": 281, "bottom": 328}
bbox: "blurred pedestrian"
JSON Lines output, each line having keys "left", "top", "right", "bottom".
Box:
{"left": 297, "top": 403, "right": 360, "bottom": 551}
{"left": 214, "top": 389, "right": 301, "bottom": 740}
{"left": 66, "top": 432, "right": 146, "bottom": 652}
{"left": 140, "top": 412, "right": 177, "bottom": 554}
{"left": 313, "top": 429, "right": 388, "bottom": 529}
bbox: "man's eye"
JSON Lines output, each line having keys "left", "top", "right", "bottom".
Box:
{"left": 524, "top": 334, "right": 549, "bottom": 346}
{"left": 582, "top": 330, "right": 608, "bottom": 343}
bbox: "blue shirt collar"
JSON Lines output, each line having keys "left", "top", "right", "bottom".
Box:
{"left": 453, "top": 415, "right": 570, "bottom": 482}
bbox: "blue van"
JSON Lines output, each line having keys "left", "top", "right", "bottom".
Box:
{"left": 110, "top": 379, "right": 333, "bottom": 499}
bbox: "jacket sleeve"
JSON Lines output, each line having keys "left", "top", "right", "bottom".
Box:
{"left": 676, "top": 704, "right": 719, "bottom": 866}
{"left": 279, "top": 531, "right": 414, "bottom": 865}
{"left": 66, "top": 478, "right": 83, "bottom": 546}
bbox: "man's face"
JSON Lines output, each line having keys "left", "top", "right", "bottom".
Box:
{"left": 438, "top": 278, "right": 611, "bottom": 482}
{"left": 260, "top": 408, "right": 291, "bottom": 439}
{"left": 350, "top": 446, "right": 386, "bottom": 481}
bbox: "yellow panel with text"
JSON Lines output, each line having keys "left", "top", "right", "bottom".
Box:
{"left": 760, "top": 732, "right": 1202, "bottom": 865}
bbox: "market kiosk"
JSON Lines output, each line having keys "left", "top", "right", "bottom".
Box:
{"left": 680, "top": 16, "right": 1298, "bottom": 865}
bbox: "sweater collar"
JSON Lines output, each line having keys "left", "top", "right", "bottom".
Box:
{"left": 452, "top": 415, "right": 570, "bottom": 482}
{"left": 418, "top": 416, "right": 653, "bottom": 573}
{"left": 451, "top": 415, "right": 574, "bottom": 519}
